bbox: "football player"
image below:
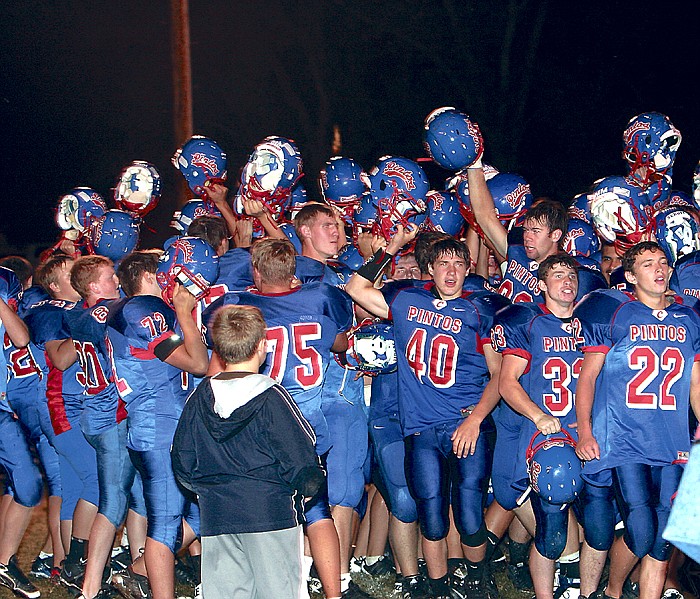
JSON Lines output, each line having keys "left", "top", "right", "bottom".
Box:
{"left": 347, "top": 227, "right": 501, "bottom": 598}
{"left": 575, "top": 241, "right": 700, "bottom": 599}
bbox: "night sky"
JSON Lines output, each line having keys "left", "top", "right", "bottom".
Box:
{"left": 2, "top": 1, "right": 699, "bottom": 256}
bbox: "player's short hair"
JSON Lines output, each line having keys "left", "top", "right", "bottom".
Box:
{"left": 188, "top": 216, "right": 229, "bottom": 253}
{"left": 524, "top": 199, "right": 568, "bottom": 236}
{"left": 70, "top": 255, "right": 114, "bottom": 299}
{"left": 622, "top": 241, "right": 665, "bottom": 274}
{"left": 414, "top": 231, "right": 451, "bottom": 274}
{"left": 117, "top": 251, "right": 159, "bottom": 297}
{"left": 537, "top": 253, "right": 579, "bottom": 281}
{"left": 294, "top": 203, "right": 334, "bottom": 237}
{"left": 36, "top": 255, "right": 74, "bottom": 297}
{"left": 211, "top": 305, "right": 267, "bottom": 365}
{"left": 0, "top": 256, "right": 33, "bottom": 288}
{"left": 425, "top": 237, "right": 470, "bottom": 269}
{"left": 250, "top": 238, "right": 296, "bottom": 286}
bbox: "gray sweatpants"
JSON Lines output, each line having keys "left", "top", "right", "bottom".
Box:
{"left": 200, "top": 525, "right": 307, "bottom": 599}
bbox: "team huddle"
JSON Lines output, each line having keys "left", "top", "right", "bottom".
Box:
{"left": 0, "top": 108, "right": 699, "bottom": 599}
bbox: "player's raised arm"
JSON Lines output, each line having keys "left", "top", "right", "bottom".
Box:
{"left": 0, "top": 298, "right": 29, "bottom": 348}
{"left": 162, "top": 284, "right": 209, "bottom": 377}
{"left": 574, "top": 351, "right": 605, "bottom": 461}
{"left": 346, "top": 224, "right": 418, "bottom": 319}
{"left": 466, "top": 165, "right": 508, "bottom": 258}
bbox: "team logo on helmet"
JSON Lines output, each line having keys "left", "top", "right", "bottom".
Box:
{"left": 623, "top": 120, "right": 650, "bottom": 145}
{"left": 429, "top": 191, "right": 445, "bottom": 211}
{"left": 563, "top": 227, "right": 585, "bottom": 253}
{"left": 191, "top": 152, "right": 220, "bottom": 176}
{"left": 382, "top": 161, "right": 416, "bottom": 191}
{"left": 502, "top": 182, "right": 531, "bottom": 210}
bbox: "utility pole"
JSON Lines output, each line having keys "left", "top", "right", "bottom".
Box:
{"left": 171, "top": 0, "right": 193, "bottom": 207}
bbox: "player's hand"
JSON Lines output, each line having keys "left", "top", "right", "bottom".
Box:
{"left": 232, "top": 218, "right": 253, "bottom": 248}
{"left": 205, "top": 183, "right": 228, "bottom": 206}
{"left": 386, "top": 224, "right": 419, "bottom": 255}
{"left": 172, "top": 283, "right": 197, "bottom": 315}
{"left": 242, "top": 198, "right": 266, "bottom": 219}
{"left": 451, "top": 417, "right": 480, "bottom": 458}
{"left": 575, "top": 434, "right": 600, "bottom": 461}
{"left": 533, "top": 413, "right": 561, "bottom": 436}
{"left": 356, "top": 231, "right": 375, "bottom": 259}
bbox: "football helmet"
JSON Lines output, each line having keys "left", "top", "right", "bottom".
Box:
{"left": 563, "top": 218, "right": 601, "bottom": 259}
{"left": 486, "top": 173, "right": 533, "bottom": 229}
{"left": 652, "top": 205, "right": 700, "bottom": 265}
{"left": 172, "top": 135, "right": 227, "bottom": 197}
{"left": 694, "top": 160, "right": 700, "bottom": 209}
{"left": 423, "top": 107, "right": 483, "bottom": 171}
{"left": 367, "top": 157, "right": 428, "bottom": 240}
{"left": 89, "top": 210, "right": 140, "bottom": 262}
{"left": 114, "top": 160, "right": 161, "bottom": 217}
{"left": 350, "top": 322, "right": 397, "bottom": 375}
{"left": 239, "top": 136, "right": 303, "bottom": 221}
{"left": 0, "top": 266, "right": 23, "bottom": 311}
{"left": 667, "top": 190, "right": 694, "bottom": 209}
{"left": 526, "top": 430, "right": 582, "bottom": 505}
{"left": 56, "top": 187, "right": 107, "bottom": 233}
{"left": 622, "top": 112, "right": 682, "bottom": 186}
{"left": 567, "top": 193, "right": 592, "bottom": 224}
{"left": 319, "top": 157, "right": 366, "bottom": 225}
{"left": 171, "top": 199, "right": 223, "bottom": 234}
{"left": 336, "top": 243, "right": 365, "bottom": 272}
{"left": 424, "top": 190, "right": 465, "bottom": 236}
{"left": 589, "top": 176, "right": 652, "bottom": 253}
{"left": 156, "top": 236, "right": 220, "bottom": 305}
{"left": 285, "top": 182, "right": 308, "bottom": 222}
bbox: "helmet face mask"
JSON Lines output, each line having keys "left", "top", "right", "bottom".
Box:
{"left": 156, "top": 236, "right": 219, "bottom": 306}
{"left": 623, "top": 112, "right": 682, "bottom": 187}
{"left": 368, "top": 157, "right": 429, "bottom": 240}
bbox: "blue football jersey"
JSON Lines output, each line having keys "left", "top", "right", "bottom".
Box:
{"left": 492, "top": 302, "right": 584, "bottom": 487}
{"left": 498, "top": 229, "right": 542, "bottom": 303}
{"left": 106, "top": 295, "right": 186, "bottom": 451}
{"left": 575, "top": 290, "right": 700, "bottom": 480}
{"left": 386, "top": 283, "right": 497, "bottom": 435}
{"left": 24, "top": 299, "right": 85, "bottom": 434}
{"left": 64, "top": 299, "right": 125, "bottom": 436}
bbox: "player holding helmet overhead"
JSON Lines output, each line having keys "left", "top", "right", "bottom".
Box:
{"left": 106, "top": 247, "right": 213, "bottom": 599}
{"left": 347, "top": 228, "right": 502, "bottom": 598}
{"left": 575, "top": 241, "right": 700, "bottom": 599}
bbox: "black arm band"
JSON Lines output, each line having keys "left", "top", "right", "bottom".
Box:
{"left": 356, "top": 249, "right": 394, "bottom": 283}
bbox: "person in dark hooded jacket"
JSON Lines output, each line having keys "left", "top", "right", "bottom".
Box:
{"left": 171, "top": 304, "right": 324, "bottom": 599}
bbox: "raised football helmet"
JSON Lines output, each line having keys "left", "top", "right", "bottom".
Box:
{"left": 423, "top": 107, "right": 483, "bottom": 171}
{"left": 239, "top": 136, "right": 303, "bottom": 222}
{"left": 424, "top": 190, "right": 464, "bottom": 236}
{"left": 319, "top": 157, "right": 366, "bottom": 225}
{"left": 589, "top": 176, "right": 652, "bottom": 253}
{"left": 622, "top": 112, "right": 682, "bottom": 187}
{"left": 115, "top": 161, "right": 161, "bottom": 217}
{"left": 172, "top": 136, "right": 227, "bottom": 197}
{"left": 526, "top": 430, "right": 582, "bottom": 505}
{"left": 567, "top": 193, "right": 591, "bottom": 224}
{"left": 89, "top": 210, "right": 140, "bottom": 262}
{"left": 285, "top": 182, "right": 309, "bottom": 222}
{"left": 652, "top": 205, "right": 700, "bottom": 265}
{"left": 156, "top": 236, "right": 220, "bottom": 305}
{"left": 336, "top": 243, "right": 365, "bottom": 272}
{"left": 367, "top": 157, "right": 428, "bottom": 240}
{"left": 171, "top": 199, "right": 223, "bottom": 234}
{"left": 486, "top": 173, "right": 533, "bottom": 229}
{"left": 563, "top": 218, "right": 601, "bottom": 260}
{"left": 56, "top": 187, "right": 107, "bottom": 233}
{"left": 0, "top": 266, "right": 23, "bottom": 311}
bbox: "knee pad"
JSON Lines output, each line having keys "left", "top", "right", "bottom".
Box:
{"left": 460, "top": 522, "right": 487, "bottom": 547}
{"left": 147, "top": 514, "right": 182, "bottom": 553}
{"left": 581, "top": 483, "right": 615, "bottom": 551}
{"left": 390, "top": 487, "right": 418, "bottom": 524}
{"left": 11, "top": 465, "right": 43, "bottom": 508}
